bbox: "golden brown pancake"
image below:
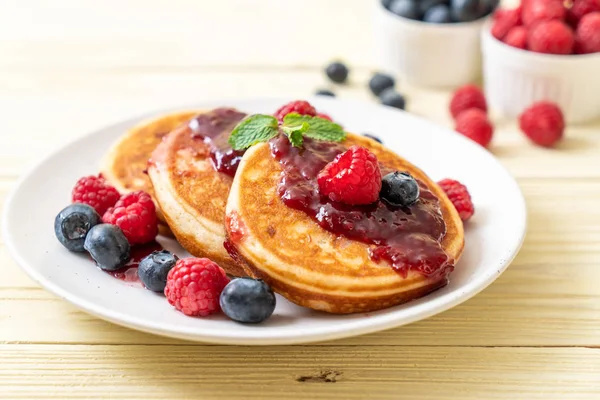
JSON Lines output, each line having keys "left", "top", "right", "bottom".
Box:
{"left": 225, "top": 134, "right": 464, "bottom": 314}
{"left": 101, "top": 111, "right": 200, "bottom": 235}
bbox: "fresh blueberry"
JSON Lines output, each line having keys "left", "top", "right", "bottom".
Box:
{"left": 369, "top": 73, "right": 395, "bottom": 96}
{"left": 380, "top": 88, "right": 406, "bottom": 110}
{"left": 325, "top": 62, "right": 349, "bottom": 84}
{"left": 220, "top": 278, "right": 276, "bottom": 323}
{"left": 363, "top": 133, "right": 383, "bottom": 144}
{"left": 424, "top": 4, "right": 452, "bottom": 23}
{"left": 54, "top": 203, "right": 101, "bottom": 252}
{"left": 316, "top": 89, "right": 335, "bottom": 97}
{"left": 138, "top": 250, "right": 178, "bottom": 292}
{"left": 382, "top": 0, "right": 395, "bottom": 9}
{"left": 84, "top": 224, "right": 130, "bottom": 271}
{"left": 450, "top": 0, "right": 485, "bottom": 22}
{"left": 389, "top": 0, "right": 422, "bottom": 20}
{"left": 419, "top": 0, "right": 450, "bottom": 15}
{"left": 380, "top": 172, "right": 420, "bottom": 207}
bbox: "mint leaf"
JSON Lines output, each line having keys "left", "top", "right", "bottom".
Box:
{"left": 283, "top": 113, "right": 346, "bottom": 142}
{"left": 281, "top": 122, "right": 308, "bottom": 147}
{"left": 288, "top": 129, "right": 304, "bottom": 147}
{"left": 229, "top": 114, "right": 279, "bottom": 150}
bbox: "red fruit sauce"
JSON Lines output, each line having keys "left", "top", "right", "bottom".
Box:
{"left": 106, "top": 241, "right": 164, "bottom": 283}
{"left": 188, "top": 108, "right": 247, "bottom": 177}
{"left": 269, "top": 135, "right": 453, "bottom": 278}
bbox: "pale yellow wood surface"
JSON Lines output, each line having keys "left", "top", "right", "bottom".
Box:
{"left": 1, "top": 0, "right": 600, "bottom": 399}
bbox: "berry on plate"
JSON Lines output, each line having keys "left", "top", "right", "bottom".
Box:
{"left": 491, "top": 7, "right": 522, "bottom": 41}
{"left": 574, "top": 12, "right": 600, "bottom": 54}
{"left": 72, "top": 174, "right": 120, "bottom": 215}
{"left": 369, "top": 73, "right": 395, "bottom": 96}
{"left": 455, "top": 108, "right": 494, "bottom": 148}
{"left": 164, "top": 258, "right": 230, "bottom": 317}
{"left": 519, "top": 101, "right": 565, "bottom": 147}
{"left": 325, "top": 61, "right": 349, "bottom": 84}
{"left": 315, "top": 89, "right": 335, "bottom": 97}
{"left": 449, "top": 84, "right": 487, "bottom": 119}
{"left": 220, "top": 278, "right": 277, "bottom": 323}
{"left": 522, "top": 0, "right": 566, "bottom": 27}
{"left": 317, "top": 145, "right": 382, "bottom": 205}
{"left": 84, "top": 224, "right": 131, "bottom": 271}
{"left": 438, "top": 179, "right": 474, "bottom": 221}
{"left": 379, "top": 88, "right": 406, "bottom": 110}
{"left": 102, "top": 191, "right": 159, "bottom": 245}
{"left": 54, "top": 203, "right": 101, "bottom": 252}
{"left": 380, "top": 171, "right": 420, "bottom": 207}
{"left": 273, "top": 100, "right": 317, "bottom": 122}
{"left": 138, "top": 250, "right": 179, "bottom": 292}
{"left": 505, "top": 26, "right": 528, "bottom": 49}
{"left": 528, "top": 20, "right": 574, "bottom": 54}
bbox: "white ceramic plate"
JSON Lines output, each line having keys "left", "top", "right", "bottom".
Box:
{"left": 2, "top": 98, "right": 526, "bottom": 345}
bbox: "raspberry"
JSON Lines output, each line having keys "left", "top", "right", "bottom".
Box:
{"left": 437, "top": 179, "right": 474, "bottom": 222}
{"left": 567, "top": 0, "right": 600, "bottom": 26}
{"left": 528, "top": 20, "right": 575, "bottom": 54}
{"left": 449, "top": 84, "right": 487, "bottom": 119}
{"left": 273, "top": 100, "right": 317, "bottom": 122}
{"left": 522, "top": 0, "right": 566, "bottom": 27}
{"left": 317, "top": 146, "right": 382, "bottom": 205}
{"left": 316, "top": 112, "right": 333, "bottom": 121}
{"left": 574, "top": 12, "right": 600, "bottom": 53}
{"left": 455, "top": 108, "right": 494, "bottom": 148}
{"left": 504, "top": 26, "right": 529, "bottom": 49}
{"left": 102, "top": 191, "right": 158, "bottom": 244}
{"left": 491, "top": 7, "right": 522, "bottom": 40}
{"left": 519, "top": 101, "right": 565, "bottom": 147}
{"left": 164, "top": 258, "right": 230, "bottom": 317}
{"left": 72, "top": 175, "right": 120, "bottom": 215}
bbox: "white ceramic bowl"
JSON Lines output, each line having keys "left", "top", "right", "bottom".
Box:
{"left": 374, "top": 2, "right": 486, "bottom": 88}
{"left": 482, "top": 26, "right": 600, "bottom": 123}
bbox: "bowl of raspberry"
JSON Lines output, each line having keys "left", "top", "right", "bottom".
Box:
{"left": 375, "top": 0, "right": 497, "bottom": 87}
{"left": 482, "top": 0, "right": 600, "bottom": 123}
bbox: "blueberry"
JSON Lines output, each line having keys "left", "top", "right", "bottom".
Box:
{"left": 424, "top": 4, "right": 452, "bottom": 23}
{"left": 138, "top": 250, "right": 178, "bottom": 292}
{"left": 450, "top": 0, "right": 485, "bottom": 22}
{"left": 382, "top": 0, "right": 395, "bottom": 9}
{"left": 363, "top": 133, "right": 383, "bottom": 144}
{"left": 369, "top": 73, "right": 395, "bottom": 96}
{"left": 325, "top": 62, "right": 349, "bottom": 84}
{"left": 389, "top": 0, "right": 422, "bottom": 20}
{"left": 380, "top": 88, "right": 406, "bottom": 110}
{"left": 54, "top": 204, "right": 101, "bottom": 252}
{"left": 419, "top": 0, "right": 449, "bottom": 15}
{"left": 316, "top": 89, "right": 335, "bottom": 97}
{"left": 380, "top": 172, "right": 420, "bottom": 207}
{"left": 480, "top": 0, "right": 499, "bottom": 16}
{"left": 84, "top": 224, "right": 130, "bottom": 271}
{"left": 220, "top": 278, "right": 276, "bottom": 323}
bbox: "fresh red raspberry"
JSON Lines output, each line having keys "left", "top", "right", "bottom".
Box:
{"left": 519, "top": 101, "right": 565, "bottom": 147}
{"left": 102, "top": 191, "right": 158, "bottom": 244}
{"left": 522, "top": 0, "right": 567, "bottom": 27}
{"left": 574, "top": 12, "right": 600, "bottom": 53}
{"left": 528, "top": 20, "right": 575, "bottom": 54}
{"left": 317, "top": 146, "right": 382, "bottom": 205}
{"left": 449, "top": 84, "right": 487, "bottom": 119}
{"left": 455, "top": 108, "right": 494, "bottom": 148}
{"left": 72, "top": 175, "right": 120, "bottom": 215}
{"left": 437, "top": 179, "right": 474, "bottom": 222}
{"left": 504, "top": 26, "right": 529, "bottom": 49}
{"left": 164, "top": 258, "right": 230, "bottom": 317}
{"left": 273, "top": 100, "right": 317, "bottom": 121}
{"left": 492, "top": 7, "right": 523, "bottom": 40}
{"left": 567, "top": 0, "right": 600, "bottom": 26}
{"left": 316, "top": 112, "right": 333, "bottom": 121}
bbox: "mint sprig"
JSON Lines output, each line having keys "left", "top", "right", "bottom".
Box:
{"left": 228, "top": 112, "right": 346, "bottom": 150}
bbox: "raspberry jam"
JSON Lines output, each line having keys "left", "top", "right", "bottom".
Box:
{"left": 270, "top": 135, "right": 452, "bottom": 278}
{"left": 188, "top": 108, "right": 247, "bottom": 177}
{"left": 106, "top": 241, "right": 163, "bottom": 283}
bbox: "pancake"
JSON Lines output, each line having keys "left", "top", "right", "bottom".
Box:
{"left": 147, "top": 108, "right": 247, "bottom": 277}
{"left": 225, "top": 133, "right": 464, "bottom": 314}
{"left": 101, "top": 111, "right": 200, "bottom": 235}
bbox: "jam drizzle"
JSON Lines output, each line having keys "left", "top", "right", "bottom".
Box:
{"left": 107, "top": 241, "right": 164, "bottom": 283}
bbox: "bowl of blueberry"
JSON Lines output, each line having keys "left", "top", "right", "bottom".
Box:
{"left": 375, "top": 0, "right": 497, "bottom": 87}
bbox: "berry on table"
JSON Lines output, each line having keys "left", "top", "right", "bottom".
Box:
{"left": 54, "top": 203, "right": 101, "bottom": 252}
{"left": 220, "top": 278, "right": 277, "bottom": 323}
{"left": 574, "top": 12, "right": 600, "bottom": 54}
{"left": 567, "top": 0, "right": 600, "bottom": 26}
{"left": 528, "top": 20, "right": 574, "bottom": 54}
{"left": 449, "top": 84, "right": 487, "bottom": 119}
{"left": 273, "top": 100, "right": 317, "bottom": 121}
{"left": 315, "top": 89, "right": 335, "bottom": 97}
{"left": 317, "top": 145, "right": 382, "bottom": 205}
{"left": 102, "top": 191, "right": 158, "bottom": 245}
{"left": 369, "top": 73, "right": 395, "bottom": 96}
{"left": 455, "top": 108, "right": 494, "bottom": 148}
{"left": 164, "top": 258, "right": 230, "bottom": 317}
{"left": 389, "top": 0, "right": 422, "bottom": 20}
{"left": 437, "top": 179, "right": 475, "bottom": 221}
{"left": 450, "top": 0, "right": 486, "bottom": 22}
{"left": 491, "top": 7, "right": 522, "bottom": 41}
{"left": 380, "top": 171, "right": 420, "bottom": 207}
{"left": 363, "top": 133, "right": 383, "bottom": 143}
{"left": 84, "top": 224, "right": 130, "bottom": 271}
{"left": 138, "top": 250, "right": 179, "bottom": 292}
{"left": 72, "top": 174, "right": 120, "bottom": 216}
{"left": 519, "top": 101, "right": 565, "bottom": 147}
{"left": 424, "top": 4, "right": 453, "bottom": 22}
{"left": 504, "top": 26, "right": 528, "bottom": 49}
{"left": 379, "top": 88, "right": 406, "bottom": 110}
{"left": 325, "top": 61, "right": 349, "bottom": 84}
{"left": 522, "top": 0, "right": 566, "bottom": 27}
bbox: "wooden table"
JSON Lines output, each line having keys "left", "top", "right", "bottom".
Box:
{"left": 2, "top": 1, "right": 600, "bottom": 398}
